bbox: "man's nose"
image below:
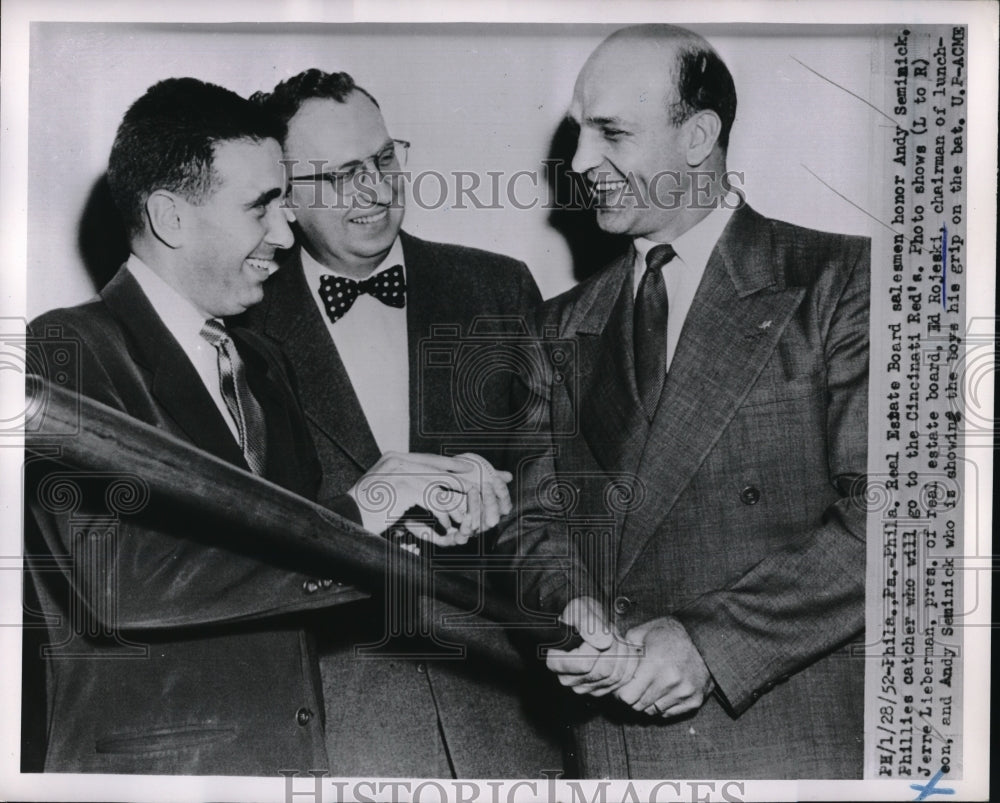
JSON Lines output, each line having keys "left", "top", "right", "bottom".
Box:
{"left": 265, "top": 204, "right": 296, "bottom": 249}
{"left": 571, "top": 128, "right": 601, "bottom": 176}
{"left": 355, "top": 169, "right": 397, "bottom": 207}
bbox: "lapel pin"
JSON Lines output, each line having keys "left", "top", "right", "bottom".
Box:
{"left": 745, "top": 320, "right": 773, "bottom": 340}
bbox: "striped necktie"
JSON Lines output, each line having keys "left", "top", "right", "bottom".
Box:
{"left": 200, "top": 319, "right": 267, "bottom": 475}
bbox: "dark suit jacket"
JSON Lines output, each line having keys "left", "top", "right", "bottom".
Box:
{"left": 239, "top": 231, "right": 563, "bottom": 777}
{"left": 242, "top": 231, "right": 543, "bottom": 497}
{"left": 24, "top": 266, "right": 366, "bottom": 775}
{"left": 529, "top": 204, "right": 870, "bottom": 778}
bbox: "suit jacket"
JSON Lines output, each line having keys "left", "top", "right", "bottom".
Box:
{"left": 23, "top": 266, "right": 366, "bottom": 775}
{"left": 239, "top": 231, "right": 562, "bottom": 777}
{"left": 530, "top": 204, "right": 870, "bottom": 778}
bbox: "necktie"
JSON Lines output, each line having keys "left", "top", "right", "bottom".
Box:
{"left": 634, "top": 243, "right": 675, "bottom": 419}
{"left": 318, "top": 264, "right": 406, "bottom": 324}
{"left": 200, "top": 320, "right": 267, "bottom": 475}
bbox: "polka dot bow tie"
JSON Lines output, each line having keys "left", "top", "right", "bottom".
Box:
{"left": 318, "top": 264, "right": 407, "bottom": 323}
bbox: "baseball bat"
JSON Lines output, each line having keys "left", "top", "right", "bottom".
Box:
{"left": 24, "top": 375, "right": 583, "bottom": 662}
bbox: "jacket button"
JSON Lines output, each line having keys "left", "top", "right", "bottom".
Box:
{"left": 302, "top": 579, "right": 318, "bottom": 594}
{"left": 613, "top": 596, "right": 632, "bottom": 615}
{"left": 295, "top": 707, "right": 314, "bottom": 726}
{"left": 739, "top": 485, "right": 761, "bottom": 505}
{"left": 416, "top": 662, "right": 427, "bottom": 674}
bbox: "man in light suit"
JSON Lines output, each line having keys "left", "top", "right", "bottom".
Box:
{"left": 240, "top": 70, "right": 562, "bottom": 777}
{"left": 23, "top": 77, "right": 503, "bottom": 775}
{"left": 529, "top": 25, "right": 870, "bottom": 778}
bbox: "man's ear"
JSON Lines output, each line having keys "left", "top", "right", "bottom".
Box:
{"left": 145, "top": 190, "right": 184, "bottom": 248}
{"left": 685, "top": 110, "right": 722, "bottom": 167}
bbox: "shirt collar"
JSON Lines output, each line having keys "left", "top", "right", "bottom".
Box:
{"left": 633, "top": 197, "right": 736, "bottom": 274}
{"left": 300, "top": 236, "right": 406, "bottom": 282}
{"left": 126, "top": 253, "right": 216, "bottom": 336}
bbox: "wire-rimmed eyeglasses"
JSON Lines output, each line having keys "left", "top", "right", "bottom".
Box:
{"left": 287, "top": 139, "right": 410, "bottom": 195}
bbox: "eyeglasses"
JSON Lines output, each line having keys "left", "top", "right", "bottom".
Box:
{"left": 288, "top": 139, "right": 410, "bottom": 194}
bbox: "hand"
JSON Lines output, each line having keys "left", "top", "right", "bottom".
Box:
{"left": 615, "top": 616, "right": 714, "bottom": 718}
{"left": 545, "top": 596, "right": 641, "bottom": 697}
{"left": 348, "top": 451, "right": 512, "bottom": 546}
{"left": 453, "top": 451, "right": 513, "bottom": 528}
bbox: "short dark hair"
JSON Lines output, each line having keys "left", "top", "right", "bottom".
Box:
{"left": 107, "top": 77, "right": 281, "bottom": 236}
{"left": 669, "top": 42, "right": 738, "bottom": 151}
{"left": 250, "top": 69, "right": 380, "bottom": 140}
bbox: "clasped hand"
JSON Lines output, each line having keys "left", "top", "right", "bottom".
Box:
{"left": 545, "top": 597, "right": 714, "bottom": 719}
{"left": 348, "top": 451, "right": 512, "bottom": 546}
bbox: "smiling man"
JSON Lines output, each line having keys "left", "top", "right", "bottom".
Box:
{"left": 241, "top": 70, "right": 561, "bottom": 778}
{"left": 23, "top": 77, "right": 507, "bottom": 776}
{"left": 281, "top": 85, "right": 406, "bottom": 281}
{"left": 528, "top": 25, "right": 871, "bottom": 778}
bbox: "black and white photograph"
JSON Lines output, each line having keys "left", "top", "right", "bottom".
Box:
{"left": 1, "top": 2, "right": 995, "bottom": 801}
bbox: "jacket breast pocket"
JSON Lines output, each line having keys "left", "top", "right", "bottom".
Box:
{"left": 95, "top": 724, "right": 237, "bottom": 755}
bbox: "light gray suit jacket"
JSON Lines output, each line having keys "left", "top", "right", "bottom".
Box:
{"left": 525, "top": 204, "right": 870, "bottom": 778}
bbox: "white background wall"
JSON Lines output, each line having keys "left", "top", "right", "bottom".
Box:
{"left": 26, "top": 22, "right": 878, "bottom": 317}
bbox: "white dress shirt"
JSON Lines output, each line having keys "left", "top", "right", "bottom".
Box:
{"left": 632, "top": 200, "right": 736, "bottom": 370}
{"left": 126, "top": 254, "right": 241, "bottom": 442}
{"left": 300, "top": 238, "right": 410, "bottom": 455}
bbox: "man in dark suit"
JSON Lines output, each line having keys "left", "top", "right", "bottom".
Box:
{"left": 529, "top": 25, "right": 870, "bottom": 778}
{"left": 240, "top": 70, "right": 562, "bottom": 777}
{"left": 23, "top": 77, "right": 504, "bottom": 775}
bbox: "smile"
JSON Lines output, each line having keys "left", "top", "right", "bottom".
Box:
{"left": 244, "top": 257, "right": 277, "bottom": 276}
{"left": 350, "top": 208, "right": 389, "bottom": 225}
{"left": 589, "top": 178, "right": 628, "bottom": 203}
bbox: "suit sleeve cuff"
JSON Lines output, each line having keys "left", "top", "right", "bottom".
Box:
{"left": 673, "top": 604, "right": 770, "bottom": 716}
{"left": 521, "top": 564, "right": 603, "bottom": 617}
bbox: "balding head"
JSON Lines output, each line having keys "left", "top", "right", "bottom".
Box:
{"left": 581, "top": 25, "right": 737, "bottom": 151}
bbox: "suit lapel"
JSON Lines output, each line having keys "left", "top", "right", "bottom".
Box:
{"left": 100, "top": 267, "right": 247, "bottom": 468}
{"left": 615, "top": 206, "right": 807, "bottom": 581}
{"left": 401, "top": 232, "right": 455, "bottom": 453}
{"left": 259, "top": 250, "right": 381, "bottom": 471}
{"left": 574, "top": 254, "right": 651, "bottom": 475}
{"left": 231, "top": 328, "right": 287, "bottom": 462}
